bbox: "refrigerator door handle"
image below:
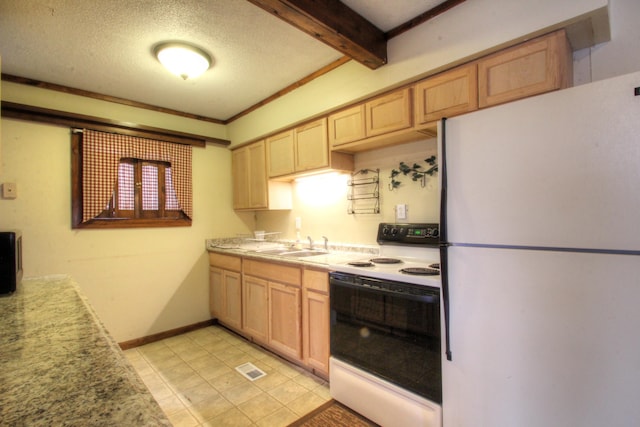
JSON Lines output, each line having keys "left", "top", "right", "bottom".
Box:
{"left": 439, "top": 117, "right": 453, "bottom": 361}
{"left": 440, "top": 244, "right": 452, "bottom": 361}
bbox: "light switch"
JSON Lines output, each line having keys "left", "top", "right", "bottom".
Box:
{"left": 396, "top": 204, "right": 407, "bottom": 220}
{"left": 2, "top": 182, "right": 17, "bottom": 199}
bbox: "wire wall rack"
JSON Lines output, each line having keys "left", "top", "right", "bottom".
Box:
{"left": 347, "top": 168, "right": 380, "bottom": 214}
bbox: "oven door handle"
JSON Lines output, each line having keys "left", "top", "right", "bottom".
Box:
{"left": 332, "top": 278, "right": 440, "bottom": 304}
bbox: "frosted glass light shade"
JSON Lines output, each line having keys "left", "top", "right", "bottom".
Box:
{"left": 155, "top": 42, "right": 211, "bottom": 80}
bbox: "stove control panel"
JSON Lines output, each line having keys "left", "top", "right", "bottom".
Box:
{"left": 377, "top": 223, "right": 439, "bottom": 246}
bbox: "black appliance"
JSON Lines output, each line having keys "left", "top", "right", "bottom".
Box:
{"left": 0, "top": 231, "right": 23, "bottom": 294}
{"left": 330, "top": 271, "right": 442, "bottom": 403}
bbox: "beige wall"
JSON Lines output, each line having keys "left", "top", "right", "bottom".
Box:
{"left": 0, "top": 117, "right": 254, "bottom": 342}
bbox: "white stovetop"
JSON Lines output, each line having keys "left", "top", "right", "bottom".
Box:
{"left": 328, "top": 245, "right": 441, "bottom": 287}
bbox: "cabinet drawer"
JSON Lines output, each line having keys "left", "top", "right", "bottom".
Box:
{"left": 209, "top": 253, "right": 242, "bottom": 272}
{"left": 244, "top": 259, "right": 301, "bottom": 286}
{"left": 303, "top": 268, "right": 329, "bottom": 293}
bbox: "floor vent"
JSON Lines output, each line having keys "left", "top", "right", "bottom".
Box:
{"left": 235, "top": 362, "right": 267, "bottom": 381}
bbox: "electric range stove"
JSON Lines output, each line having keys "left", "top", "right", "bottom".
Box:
{"left": 328, "top": 222, "right": 441, "bottom": 287}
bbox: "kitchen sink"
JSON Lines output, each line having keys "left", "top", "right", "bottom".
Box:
{"left": 253, "top": 248, "right": 291, "bottom": 255}
{"left": 251, "top": 248, "right": 328, "bottom": 257}
{"left": 280, "top": 250, "right": 328, "bottom": 257}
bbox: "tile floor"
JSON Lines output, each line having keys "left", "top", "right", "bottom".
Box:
{"left": 124, "top": 325, "right": 330, "bottom": 427}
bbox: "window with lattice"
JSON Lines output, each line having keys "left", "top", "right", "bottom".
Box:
{"left": 72, "top": 129, "right": 192, "bottom": 228}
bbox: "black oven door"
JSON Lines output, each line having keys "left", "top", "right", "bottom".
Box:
{"left": 330, "top": 272, "right": 442, "bottom": 404}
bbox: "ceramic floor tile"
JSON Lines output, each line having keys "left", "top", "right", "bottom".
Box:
{"left": 166, "top": 407, "right": 200, "bottom": 427}
{"left": 254, "top": 406, "right": 299, "bottom": 427}
{"left": 286, "top": 390, "right": 329, "bottom": 416}
{"left": 221, "top": 381, "right": 263, "bottom": 406}
{"left": 141, "top": 372, "right": 174, "bottom": 401}
{"left": 176, "top": 345, "right": 211, "bottom": 362}
{"left": 267, "top": 379, "right": 312, "bottom": 405}
{"left": 211, "top": 370, "right": 249, "bottom": 393}
{"left": 237, "top": 391, "right": 284, "bottom": 422}
{"left": 156, "top": 393, "right": 188, "bottom": 416}
{"left": 179, "top": 381, "right": 220, "bottom": 406}
{"left": 188, "top": 393, "right": 235, "bottom": 423}
{"left": 253, "top": 370, "right": 289, "bottom": 391}
{"left": 202, "top": 407, "right": 255, "bottom": 427}
{"left": 130, "top": 325, "right": 330, "bottom": 427}
{"left": 292, "top": 372, "right": 327, "bottom": 390}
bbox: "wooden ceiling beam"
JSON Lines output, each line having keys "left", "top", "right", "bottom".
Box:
{"left": 248, "top": 0, "right": 387, "bottom": 70}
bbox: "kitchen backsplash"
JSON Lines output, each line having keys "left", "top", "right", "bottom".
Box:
{"left": 255, "top": 138, "right": 439, "bottom": 245}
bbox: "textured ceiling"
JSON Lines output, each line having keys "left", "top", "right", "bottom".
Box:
{"left": 0, "top": 0, "right": 446, "bottom": 121}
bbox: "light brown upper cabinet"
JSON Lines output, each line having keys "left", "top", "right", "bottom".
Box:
{"left": 295, "top": 119, "right": 330, "bottom": 172}
{"left": 329, "top": 87, "right": 413, "bottom": 149}
{"left": 415, "top": 63, "right": 478, "bottom": 125}
{"left": 267, "top": 118, "right": 328, "bottom": 177}
{"left": 327, "top": 105, "right": 366, "bottom": 147}
{"left": 266, "top": 131, "right": 295, "bottom": 177}
{"left": 478, "top": 29, "right": 572, "bottom": 108}
{"left": 267, "top": 118, "right": 353, "bottom": 179}
{"left": 365, "top": 87, "right": 413, "bottom": 137}
{"left": 232, "top": 141, "right": 268, "bottom": 210}
{"left": 232, "top": 141, "right": 292, "bottom": 211}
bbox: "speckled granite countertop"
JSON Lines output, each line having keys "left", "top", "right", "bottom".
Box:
{"left": 0, "top": 275, "right": 171, "bottom": 426}
{"left": 206, "top": 238, "right": 379, "bottom": 267}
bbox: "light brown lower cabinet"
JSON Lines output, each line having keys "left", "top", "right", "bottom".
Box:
{"left": 241, "top": 275, "right": 268, "bottom": 343}
{"left": 302, "top": 268, "right": 330, "bottom": 376}
{"left": 209, "top": 266, "right": 242, "bottom": 330}
{"left": 210, "top": 255, "right": 329, "bottom": 376}
{"left": 268, "top": 281, "right": 302, "bottom": 361}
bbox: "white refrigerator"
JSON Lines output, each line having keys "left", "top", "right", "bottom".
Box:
{"left": 439, "top": 70, "right": 640, "bottom": 427}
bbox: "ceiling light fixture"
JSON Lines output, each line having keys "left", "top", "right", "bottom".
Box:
{"left": 154, "top": 42, "right": 212, "bottom": 80}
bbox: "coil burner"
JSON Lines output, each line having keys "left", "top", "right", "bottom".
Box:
{"left": 370, "top": 257, "right": 403, "bottom": 264}
{"left": 400, "top": 267, "right": 440, "bottom": 276}
{"left": 348, "top": 261, "right": 375, "bottom": 267}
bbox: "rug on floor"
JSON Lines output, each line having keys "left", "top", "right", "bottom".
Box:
{"left": 287, "top": 399, "right": 379, "bottom": 427}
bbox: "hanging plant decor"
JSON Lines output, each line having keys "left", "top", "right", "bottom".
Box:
{"left": 389, "top": 156, "right": 438, "bottom": 190}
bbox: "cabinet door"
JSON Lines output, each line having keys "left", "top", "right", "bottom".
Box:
{"left": 267, "top": 130, "right": 295, "bottom": 178}
{"left": 365, "top": 87, "right": 413, "bottom": 138}
{"left": 328, "top": 105, "right": 366, "bottom": 148}
{"left": 232, "top": 141, "right": 269, "bottom": 210}
{"left": 223, "top": 270, "right": 242, "bottom": 330}
{"left": 209, "top": 266, "right": 224, "bottom": 319}
{"left": 247, "top": 141, "right": 268, "bottom": 209}
{"left": 231, "top": 148, "right": 250, "bottom": 210}
{"left": 268, "top": 282, "right": 302, "bottom": 360}
{"left": 295, "top": 118, "right": 329, "bottom": 172}
{"left": 242, "top": 275, "right": 268, "bottom": 343}
{"left": 302, "top": 289, "right": 330, "bottom": 376}
{"left": 478, "top": 30, "right": 572, "bottom": 108}
{"left": 415, "top": 63, "right": 478, "bottom": 125}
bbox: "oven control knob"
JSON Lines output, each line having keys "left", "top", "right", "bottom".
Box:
{"left": 391, "top": 228, "right": 398, "bottom": 235}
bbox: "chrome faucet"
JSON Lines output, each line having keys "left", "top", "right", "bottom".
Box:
{"left": 307, "top": 236, "right": 314, "bottom": 249}
{"left": 322, "top": 236, "right": 328, "bottom": 251}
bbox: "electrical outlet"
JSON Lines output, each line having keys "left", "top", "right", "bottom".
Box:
{"left": 2, "top": 183, "right": 17, "bottom": 199}
{"left": 295, "top": 217, "right": 302, "bottom": 229}
{"left": 396, "top": 204, "right": 407, "bottom": 220}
